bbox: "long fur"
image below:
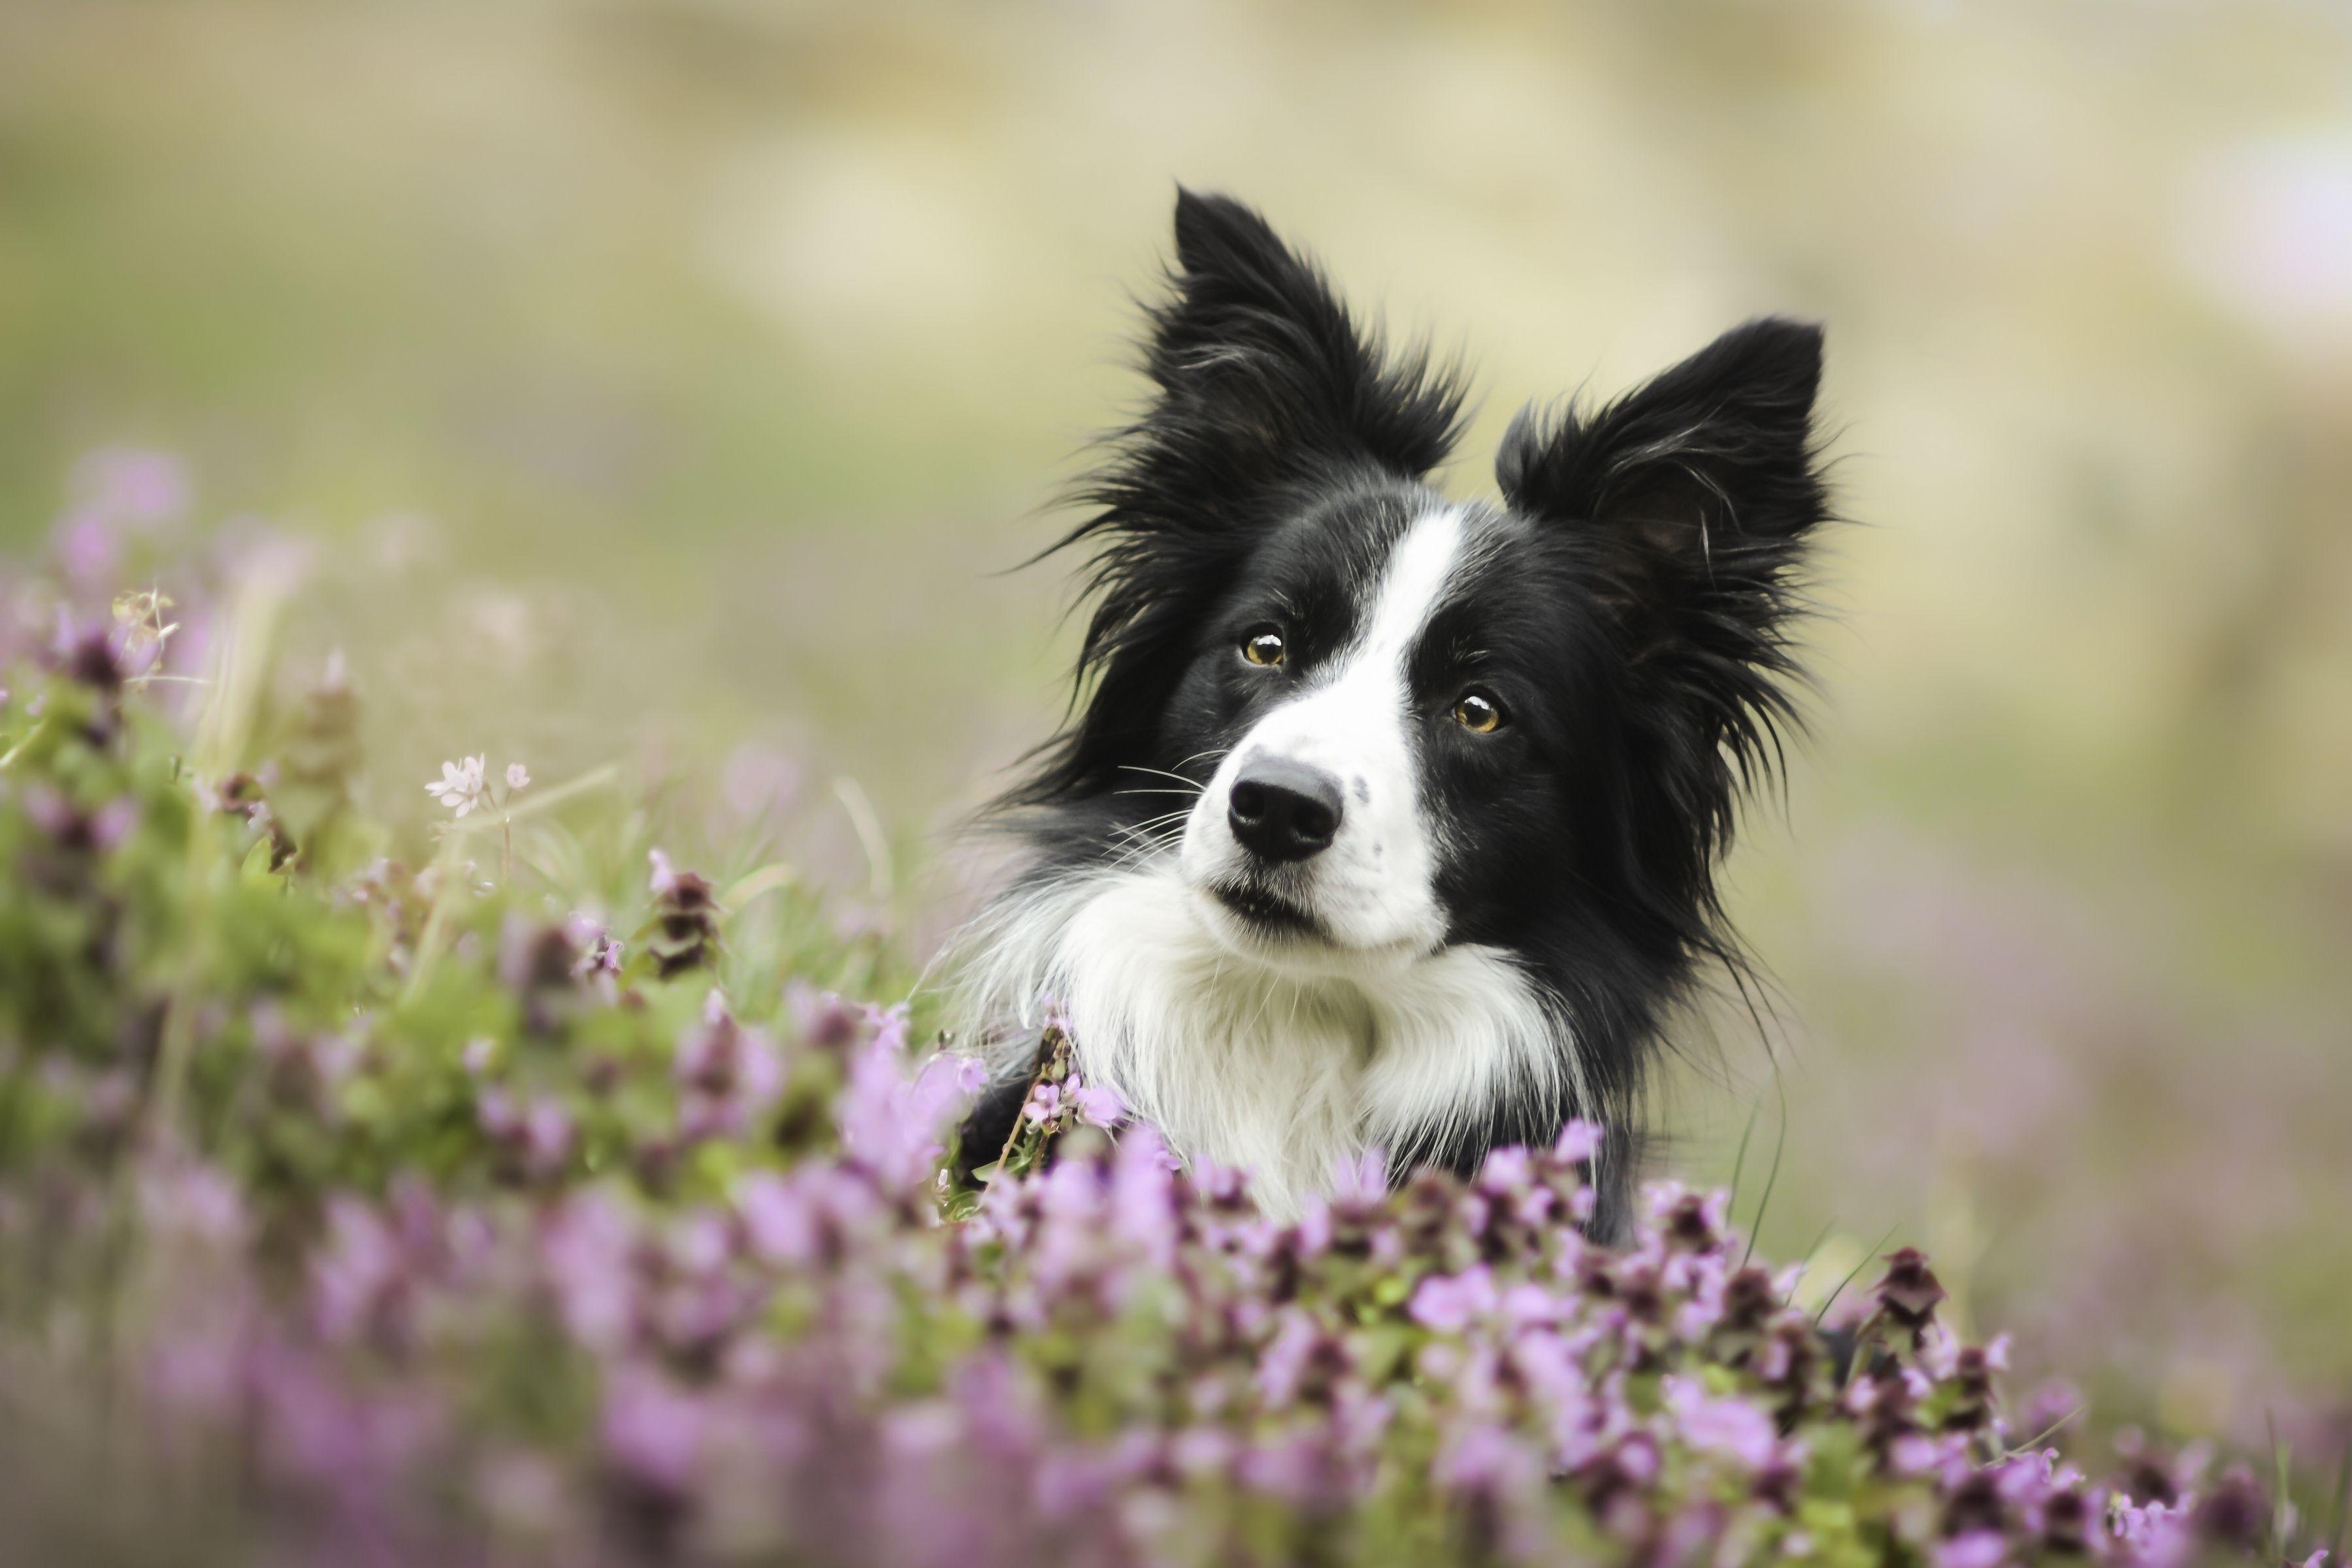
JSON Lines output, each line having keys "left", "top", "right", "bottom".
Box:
{"left": 949, "top": 190, "right": 1830, "bottom": 1240}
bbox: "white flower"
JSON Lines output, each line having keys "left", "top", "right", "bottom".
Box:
{"left": 426, "top": 755, "right": 488, "bottom": 817}
{"left": 506, "top": 762, "right": 531, "bottom": 792}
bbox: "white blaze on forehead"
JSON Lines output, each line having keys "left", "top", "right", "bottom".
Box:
{"left": 1352, "top": 506, "right": 1472, "bottom": 678}
{"left": 1183, "top": 505, "right": 1477, "bottom": 958}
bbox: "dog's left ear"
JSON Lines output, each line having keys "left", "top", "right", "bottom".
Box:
{"left": 1497, "top": 317, "right": 1826, "bottom": 619}
{"left": 1495, "top": 319, "right": 1825, "bottom": 649}
{"left": 1497, "top": 317, "right": 1828, "bottom": 797}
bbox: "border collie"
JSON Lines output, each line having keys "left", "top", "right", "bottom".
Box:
{"left": 952, "top": 190, "right": 1829, "bottom": 1239}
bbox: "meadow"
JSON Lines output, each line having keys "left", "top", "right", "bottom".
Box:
{"left": 1, "top": 0, "right": 2349, "bottom": 1560}
{"left": 0, "top": 522, "right": 2327, "bottom": 1565}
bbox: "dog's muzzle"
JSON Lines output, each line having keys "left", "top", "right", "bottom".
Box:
{"left": 1226, "top": 757, "right": 1344, "bottom": 864}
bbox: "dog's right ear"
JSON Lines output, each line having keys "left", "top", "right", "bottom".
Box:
{"left": 1014, "top": 193, "right": 1464, "bottom": 808}
{"left": 1129, "top": 189, "right": 1465, "bottom": 494}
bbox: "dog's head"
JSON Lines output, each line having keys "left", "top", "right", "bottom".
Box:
{"left": 1014, "top": 190, "right": 1828, "bottom": 992}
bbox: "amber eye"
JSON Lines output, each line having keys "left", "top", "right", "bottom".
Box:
{"left": 1452, "top": 691, "right": 1505, "bottom": 734}
{"left": 1241, "top": 628, "right": 1286, "bottom": 667}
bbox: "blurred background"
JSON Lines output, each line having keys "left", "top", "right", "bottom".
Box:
{"left": 2, "top": 0, "right": 2346, "bottom": 1457}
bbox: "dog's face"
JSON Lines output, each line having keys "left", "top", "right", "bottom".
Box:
{"left": 1164, "top": 493, "right": 1588, "bottom": 971}
{"left": 1015, "top": 190, "right": 1825, "bottom": 993}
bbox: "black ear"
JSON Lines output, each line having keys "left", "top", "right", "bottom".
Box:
{"left": 1008, "top": 193, "right": 1466, "bottom": 807}
{"left": 1138, "top": 188, "right": 1466, "bottom": 490}
{"left": 1497, "top": 316, "right": 1824, "bottom": 586}
{"left": 1497, "top": 316, "right": 1829, "bottom": 800}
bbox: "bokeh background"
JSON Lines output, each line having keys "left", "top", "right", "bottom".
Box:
{"left": 3, "top": 0, "right": 2347, "bottom": 1460}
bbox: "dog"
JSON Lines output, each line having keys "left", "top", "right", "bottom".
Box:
{"left": 951, "top": 189, "right": 1829, "bottom": 1239}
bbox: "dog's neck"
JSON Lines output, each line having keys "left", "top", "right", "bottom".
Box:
{"left": 958, "top": 862, "right": 1579, "bottom": 1217}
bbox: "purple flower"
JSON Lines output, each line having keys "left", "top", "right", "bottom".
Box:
{"left": 51, "top": 451, "right": 188, "bottom": 586}
{"left": 56, "top": 514, "right": 122, "bottom": 583}
{"left": 835, "top": 1022, "right": 983, "bottom": 1192}
{"left": 1435, "top": 1424, "right": 1539, "bottom": 1494}
{"left": 248, "top": 1336, "right": 443, "bottom": 1487}
{"left": 786, "top": 982, "right": 860, "bottom": 1051}
{"left": 1410, "top": 1266, "right": 1499, "bottom": 1333}
{"left": 1889, "top": 1431, "right": 1971, "bottom": 1478}
{"left": 1874, "top": 1247, "right": 1948, "bottom": 1339}
{"left": 311, "top": 1197, "right": 404, "bottom": 1345}
{"left": 1477, "top": 1145, "right": 1534, "bottom": 1194}
{"left": 1068, "top": 1078, "right": 1124, "bottom": 1128}
{"left": 1239, "top": 1432, "right": 1341, "bottom": 1509}
{"left": 1552, "top": 1119, "right": 1603, "bottom": 1164}
{"left": 538, "top": 1195, "right": 637, "bottom": 1351}
{"left": 0, "top": 633, "right": 2276, "bottom": 1568}
{"left": 1255, "top": 1309, "right": 1329, "bottom": 1407}
{"left": 1169, "top": 1424, "right": 1235, "bottom": 1480}
{"left": 1500, "top": 1281, "right": 1571, "bottom": 1330}
{"left": 602, "top": 1367, "right": 708, "bottom": 1499}
{"left": 1021, "top": 1080, "right": 1062, "bottom": 1124}
{"left": 563, "top": 913, "right": 623, "bottom": 977}
{"left": 735, "top": 1171, "right": 812, "bottom": 1264}
{"left": 522, "top": 1099, "right": 575, "bottom": 1179}
{"left": 674, "top": 990, "right": 785, "bottom": 1139}
{"left": 2110, "top": 1495, "right": 2193, "bottom": 1565}
{"left": 1434, "top": 1423, "right": 1546, "bottom": 1560}
{"left": 137, "top": 1160, "right": 247, "bottom": 1247}
{"left": 738, "top": 1166, "right": 874, "bottom": 1267}
{"left": 1661, "top": 1376, "right": 1780, "bottom": 1470}
{"left": 1110, "top": 1124, "right": 1181, "bottom": 1269}
{"left": 1330, "top": 1146, "right": 1388, "bottom": 1206}
{"left": 74, "top": 446, "right": 191, "bottom": 524}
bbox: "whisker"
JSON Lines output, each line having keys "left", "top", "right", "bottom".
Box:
{"left": 1109, "top": 806, "right": 1194, "bottom": 839}
{"left": 1115, "top": 764, "right": 1207, "bottom": 791}
{"left": 1102, "top": 826, "right": 1186, "bottom": 872}
{"left": 1109, "top": 817, "right": 1192, "bottom": 843}
{"left": 1114, "top": 804, "right": 1194, "bottom": 832}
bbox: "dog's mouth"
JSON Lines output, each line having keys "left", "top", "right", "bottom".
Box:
{"left": 1205, "top": 879, "right": 1326, "bottom": 941}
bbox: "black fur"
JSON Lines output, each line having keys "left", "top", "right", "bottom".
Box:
{"left": 972, "top": 190, "right": 1829, "bottom": 1238}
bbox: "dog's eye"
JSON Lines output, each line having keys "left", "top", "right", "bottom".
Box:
{"left": 1240, "top": 628, "right": 1286, "bottom": 668}
{"left": 1451, "top": 691, "right": 1505, "bottom": 734}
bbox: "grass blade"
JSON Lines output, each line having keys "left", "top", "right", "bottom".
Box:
{"left": 1726, "top": 1090, "right": 1763, "bottom": 1224}
{"left": 2325, "top": 1434, "right": 2349, "bottom": 1564}
{"left": 723, "top": 861, "right": 798, "bottom": 911}
{"left": 438, "top": 763, "right": 620, "bottom": 835}
{"left": 1815, "top": 1220, "right": 1899, "bottom": 1327}
{"left": 2005, "top": 1403, "right": 2086, "bottom": 1458}
{"left": 1739, "top": 1065, "right": 1788, "bottom": 1270}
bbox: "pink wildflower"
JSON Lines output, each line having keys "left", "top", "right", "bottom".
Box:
{"left": 425, "top": 755, "right": 488, "bottom": 816}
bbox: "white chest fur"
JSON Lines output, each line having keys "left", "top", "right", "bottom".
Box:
{"left": 958, "top": 865, "right": 1579, "bottom": 1217}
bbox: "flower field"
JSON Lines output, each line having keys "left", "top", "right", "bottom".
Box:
{"left": 0, "top": 477, "right": 2338, "bottom": 1567}
{"left": 10, "top": 3, "right": 2352, "bottom": 1557}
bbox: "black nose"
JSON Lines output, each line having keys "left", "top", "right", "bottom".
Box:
{"left": 1226, "top": 758, "right": 1344, "bottom": 863}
